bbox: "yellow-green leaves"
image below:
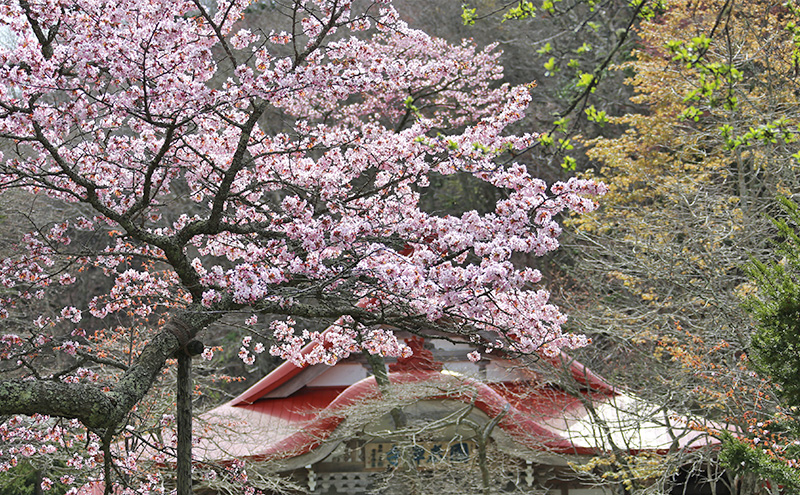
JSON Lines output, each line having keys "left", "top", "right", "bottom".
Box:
{"left": 544, "top": 57, "right": 559, "bottom": 76}
{"left": 503, "top": 0, "right": 537, "bottom": 21}
{"left": 461, "top": 4, "right": 477, "bottom": 25}
{"left": 585, "top": 105, "right": 608, "bottom": 125}
{"left": 576, "top": 72, "right": 596, "bottom": 92}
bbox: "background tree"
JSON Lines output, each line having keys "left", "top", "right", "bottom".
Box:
{"left": 0, "top": 0, "right": 605, "bottom": 492}
{"left": 460, "top": 0, "right": 648, "bottom": 175}
{"left": 565, "top": 0, "right": 799, "bottom": 396}
{"left": 558, "top": 0, "right": 800, "bottom": 492}
{"left": 724, "top": 195, "right": 800, "bottom": 492}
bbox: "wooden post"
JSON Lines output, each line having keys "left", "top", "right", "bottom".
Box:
{"left": 170, "top": 316, "right": 203, "bottom": 495}
{"left": 176, "top": 351, "right": 192, "bottom": 495}
{"left": 176, "top": 339, "right": 203, "bottom": 495}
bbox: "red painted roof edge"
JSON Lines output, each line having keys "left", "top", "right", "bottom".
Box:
{"left": 232, "top": 300, "right": 379, "bottom": 406}
{"left": 233, "top": 347, "right": 617, "bottom": 407}
{"left": 230, "top": 344, "right": 315, "bottom": 405}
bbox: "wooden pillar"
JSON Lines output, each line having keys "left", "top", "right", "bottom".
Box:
{"left": 176, "top": 352, "right": 192, "bottom": 495}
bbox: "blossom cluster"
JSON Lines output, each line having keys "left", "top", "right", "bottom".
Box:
{"left": 0, "top": 415, "right": 103, "bottom": 492}
{"left": 268, "top": 317, "right": 412, "bottom": 367}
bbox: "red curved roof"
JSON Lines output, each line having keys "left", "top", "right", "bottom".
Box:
{"left": 197, "top": 330, "right": 716, "bottom": 465}
{"left": 231, "top": 339, "right": 615, "bottom": 407}
{"left": 259, "top": 371, "right": 596, "bottom": 460}
{"left": 196, "top": 360, "right": 715, "bottom": 465}
{"left": 200, "top": 369, "right": 596, "bottom": 463}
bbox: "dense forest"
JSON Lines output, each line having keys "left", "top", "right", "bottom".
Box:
{"left": 0, "top": 0, "right": 799, "bottom": 494}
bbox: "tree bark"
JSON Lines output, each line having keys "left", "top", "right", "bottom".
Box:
{"left": 364, "top": 352, "right": 407, "bottom": 429}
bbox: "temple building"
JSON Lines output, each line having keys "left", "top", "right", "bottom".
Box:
{"left": 194, "top": 334, "right": 724, "bottom": 495}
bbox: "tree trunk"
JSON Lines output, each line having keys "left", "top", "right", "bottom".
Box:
{"left": 364, "top": 352, "right": 407, "bottom": 429}
{"left": 478, "top": 403, "right": 508, "bottom": 495}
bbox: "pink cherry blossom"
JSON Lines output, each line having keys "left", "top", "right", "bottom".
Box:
{"left": 60, "top": 307, "right": 82, "bottom": 324}
{"left": 0, "top": 0, "right": 607, "bottom": 491}
{"left": 40, "top": 477, "right": 53, "bottom": 491}
{"left": 59, "top": 341, "right": 79, "bottom": 357}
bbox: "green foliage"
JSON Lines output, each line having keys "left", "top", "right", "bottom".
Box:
{"left": 0, "top": 463, "right": 39, "bottom": 495}
{"left": 0, "top": 462, "right": 68, "bottom": 495}
{"left": 629, "top": 0, "right": 665, "bottom": 19}
{"left": 745, "top": 196, "right": 800, "bottom": 410}
{"left": 584, "top": 105, "right": 608, "bottom": 125}
{"left": 461, "top": 4, "right": 477, "bottom": 25}
{"left": 561, "top": 155, "right": 577, "bottom": 170}
{"left": 575, "top": 72, "right": 596, "bottom": 92}
{"left": 666, "top": 31, "right": 746, "bottom": 113}
{"left": 543, "top": 56, "right": 558, "bottom": 75}
{"left": 502, "top": 0, "right": 537, "bottom": 21}
{"left": 679, "top": 105, "right": 702, "bottom": 122}
{"left": 460, "top": 0, "right": 643, "bottom": 163}
{"left": 471, "top": 142, "right": 492, "bottom": 154}
{"left": 787, "top": 1, "right": 800, "bottom": 69}
{"left": 718, "top": 431, "right": 800, "bottom": 492}
{"left": 403, "top": 95, "right": 419, "bottom": 115}
{"left": 718, "top": 119, "right": 796, "bottom": 151}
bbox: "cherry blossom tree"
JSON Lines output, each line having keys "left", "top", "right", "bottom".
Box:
{"left": 0, "top": 0, "right": 605, "bottom": 492}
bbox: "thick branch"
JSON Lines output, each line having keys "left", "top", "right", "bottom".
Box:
{"left": 364, "top": 352, "right": 407, "bottom": 429}
{"left": 0, "top": 306, "right": 219, "bottom": 430}
{"left": 0, "top": 379, "right": 115, "bottom": 428}
{"left": 19, "top": 0, "right": 56, "bottom": 60}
